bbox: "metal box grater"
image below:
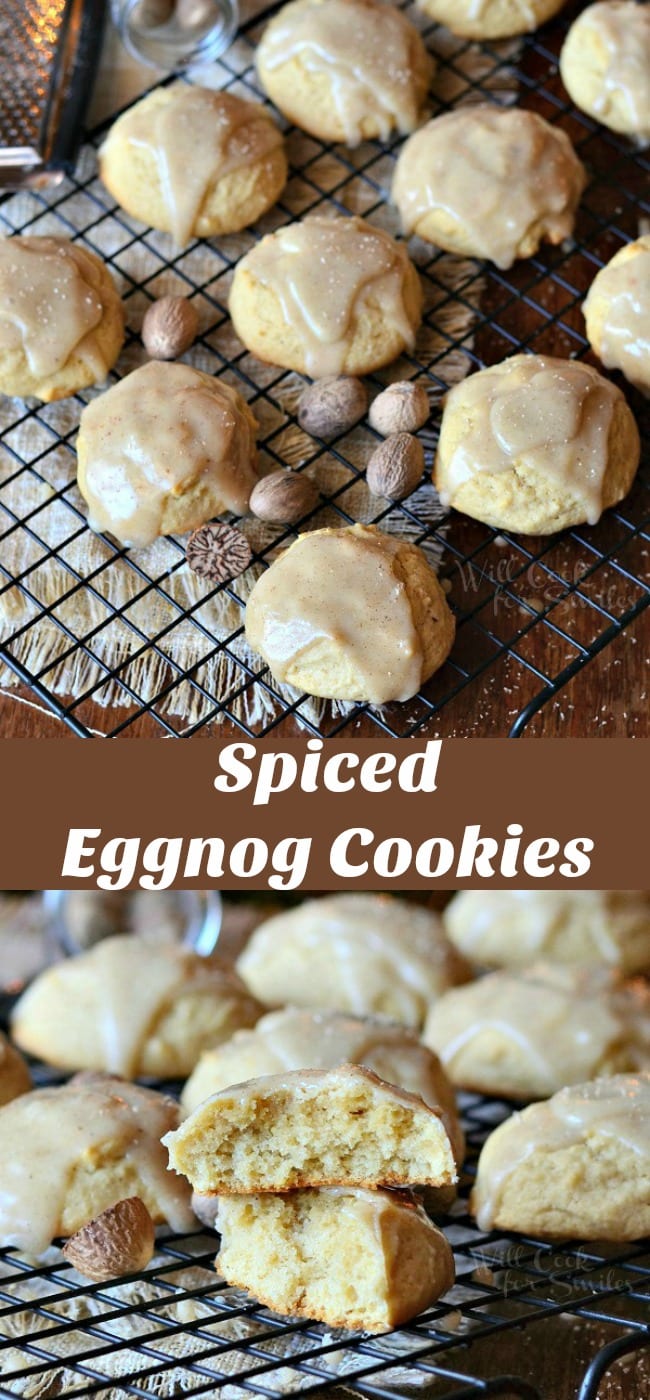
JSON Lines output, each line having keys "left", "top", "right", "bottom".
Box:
{"left": 0, "top": 0, "right": 107, "bottom": 189}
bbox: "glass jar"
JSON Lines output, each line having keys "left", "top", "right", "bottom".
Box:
{"left": 42, "top": 890, "right": 223, "bottom": 957}
{"left": 110, "top": 0, "right": 239, "bottom": 70}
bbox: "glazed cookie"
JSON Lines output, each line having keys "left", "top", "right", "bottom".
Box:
{"left": 256, "top": 0, "right": 434, "bottom": 146}
{"left": 584, "top": 236, "right": 650, "bottom": 395}
{"left": 444, "top": 890, "right": 650, "bottom": 974}
{"left": 0, "top": 1032, "right": 31, "bottom": 1107}
{"left": 229, "top": 215, "right": 422, "bottom": 377}
{"left": 236, "top": 896, "right": 470, "bottom": 1028}
{"left": 245, "top": 524, "right": 455, "bottom": 703}
{"left": 0, "top": 236, "right": 124, "bottom": 403}
{"left": 216, "top": 1188, "right": 454, "bottom": 1332}
{"left": 0, "top": 1076, "right": 195, "bottom": 1254}
{"left": 100, "top": 84, "right": 288, "bottom": 248}
{"left": 10, "top": 935, "right": 264, "bottom": 1078}
{"left": 181, "top": 1006, "right": 464, "bottom": 1165}
{"left": 424, "top": 963, "right": 650, "bottom": 1101}
{"left": 392, "top": 107, "right": 586, "bottom": 270}
{"left": 416, "top": 0, "right": 567, "bottom": 39}
{"left": 77, "top": 361, "right": 259, "bottom": 547}
{"left": 560, "top": 2, "right": 650, "bottom": 143}
{"left": 165, "top": 1064, "right": 458, "bottom": 1194}
{"left": 472, "top": 1072, "right": 650, "bottom": 1241}
{"left": 434, "top": 353, "right": 640, "bottom": 534}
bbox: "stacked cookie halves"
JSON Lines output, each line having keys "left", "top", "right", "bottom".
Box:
{"left": 164, "top": 1063, "right": 457, "bottom": 1333}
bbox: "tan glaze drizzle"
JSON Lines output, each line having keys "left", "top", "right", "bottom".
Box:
{"left": 433, "top": 964, "right": 634, "bottom": 1093}
{"left": 473, "top": 1073, "right": 650, "bottom": 1230}
{"left": 584, "top": 2, "right": 650, "bottom": 141}
{"left": 259, "top": 0, "right": 429, "bottom": 144}
{"left": 585, "top": 238, "right": 650, "bottom": 394}
{"left": 0, "top": 237, "right": 107, "bottom": 381}
{"left": 0, "top": 1077, "right": 195, "bottom": 1255}
{"left": 79, "top": 361, "right": 257, "bottom": 548}
{"left": 246, "top": 217, "right": 416, "bottom": 377}
{"left": 463, "top": 0, "right": 537, "bottom": 18}
{"left": 393, "top": 107, "right": 585, "bottom": 271}
{"left": 439, "top": 355, "right": 620, "bottom": 526}
{"left": 122, "top": 85, "right": 284, "bottom": 248}
{"left": 245, "top": 524, "right": 423, "bottom": 702}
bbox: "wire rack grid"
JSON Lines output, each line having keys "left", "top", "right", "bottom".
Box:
{"left": 0, "top": 0, "right": 648, "bottom": 739}
{"left": 0, "top": 1068, "right": 649, "bottom": 1400}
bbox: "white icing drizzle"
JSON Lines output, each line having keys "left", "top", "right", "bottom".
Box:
{"left": 242, "top": 217, "right": 417, "bottom": 377}
{"left": 585, "top": 236, "right": 650, "bottom": 393}
{"left": 0, "top": 237, "right": 108, "bottom": 381}
{"left": 393, "top": 106, "right": 585, "bottom": 270}
{"left": 259, "top": 0, "right": 430, "bottom": 144}
{"left": 438, "top": 354, "right": 622, "bottom": 526}
{"left": 0, "top": 1078, "right": 195, "bottom": 1255}
{"left": 474, "top": 1073, "right": 650, "bottom": 1229}
{"left": 114, "top": 85, "right": 284, "bottom": 248}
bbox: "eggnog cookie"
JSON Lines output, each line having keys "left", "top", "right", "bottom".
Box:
{"left": 584, "top": 236, "right": 650, "bottom": 395}
{"left": 424, "top": 964, "right": 650, "bottom": 1101}
{"left": 10, "top": 935, "right": 264, "bottom": 1079}
{"left": 229, "top": 216, "right": 422, "bottom": 377}
{"left": 77, "top": 361, "right": 259, "bottom": 547}
{"left": 560, "top": 2, "right": 650, "bottom": 143}
{"left": 0, "top": 1076, "right": 194, "bottom": 1254}
{"left": 165, "top": 1064, "right": 458, "bottom": 1194}
{"left": 216, "top": 1187, "right": 454, "bottom": 1332}
{"left": 256, "top": 0, "right": 434, "bottom": 146}
{"left": 444, "top": 890, "right": 650, "bottom": 974}
{"left": 100, "top": 84, "right": 287, "bottom": 248}
{"left": 245, "top": 523, "right": 455, "bottom": 703}
{"left": 416, "top": 0, "right": 567, "bottom": 39}
{"left": 181, "top": 1006, "right": 464, "bottom": 1164}
{"left": 434, "top": 353, "right": 640, "bottom": 533}
{"left": 237, "top": 895, "right": 471, "bottom": 1026}
{"left": 0, "top": 236, "right": 123, "bottom": 403}
{"left": 392, "top": 107, "right": 586, "bottom": 271}
{"left": 0, "top": 1033, "right": 31, "bottom": 1107}
{"left": 472, "top": 1073, "right": 650, "bottom": 1241}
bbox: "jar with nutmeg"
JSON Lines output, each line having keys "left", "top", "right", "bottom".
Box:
{"left": 111, "top": 0, "right": 238, "bottom": 68}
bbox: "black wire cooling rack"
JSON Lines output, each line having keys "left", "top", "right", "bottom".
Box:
{"left": 0, "top": 0, "right": 648, "bottom": 739}
{"left": 0, "top": 1071, "right": 649, "bottom": 1400}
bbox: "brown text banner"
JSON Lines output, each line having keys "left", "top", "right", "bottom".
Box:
{"left": 1, "top": 738, "right": 644, "bottom": 890}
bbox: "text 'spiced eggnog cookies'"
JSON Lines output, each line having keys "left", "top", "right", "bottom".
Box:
{"left": 424, "top": 964, "right": 650, "bottom": 1101}
{"left": 100, "top": 84, "right": 288, "bottom": 247}
{"left": 444, "top": 890, "right": 650, "bottom": 974}
{"left": 415, "top": 0, "right": 567, "bottom": 40}
{"left": 0, "top": 236, "right": 124, "bottom": 402}
{"left": 236, "top": 894, "right": 471, "bottom": 1027}
{"left": 0, "top": 1033, "right": 31, "bottom": 1107}
{"left": 0, "top": 1076, "right": 195, "bottom": 1254}
{"left": 256, "top": 0, "right": 434, "bottom": 145}
{"left": 392, "top": 107, "right": 586, "bottom": 270}
{"left": 216, "top": 1188, "right": 455, "bottom": 1332}
{"left": 181, "top": 1007, "right": 464, "bottom": 1165}
{"left": 560, "top": 2, "right": 650, "bottom": 142}
{"left": 584, "top": 236, "right": 650, "bottom": 395}
{"left": 229, "top": 216, "right": 422, "bottom": 377}
{"left": 434, "top": 354, "right": 640, "bottom": 534}
{"left": 164, "top": 1064, "right": 458, "bottom": 1194}
{"left": 472, "top": 1072, "right": 650, "bottom": 1241}
{"left": 10, "top": 935, "right": 264, "bottom": 1078}
{"left": 245, "top": 524, "right": 455, "bottom": 703}
{"left": 76, "top": 361, "right": 259, "bottom": 547}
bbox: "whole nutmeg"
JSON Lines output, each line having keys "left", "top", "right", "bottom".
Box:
{"left": 249, "top": 470, "right": 319, "bottom": 524}
{"left": 297, "top": 376, "right": 368, "bottom": 440}
{"left": 62, "top": 1197, "right": 155, "bottom": 1282}
{"left": 131, "top": 0, "right": 173, "bottom": 26}
{"left": 369, "top": 381, "right": 430, "bottom": 436}
{"left": 142, "top": 296, "right": 199, "bottom": 360}
{"left": 366, "top": 433, "right": 425, "bottom": 500}
{"left": 176, "top": 0, "right": 217, "bottom": 28}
